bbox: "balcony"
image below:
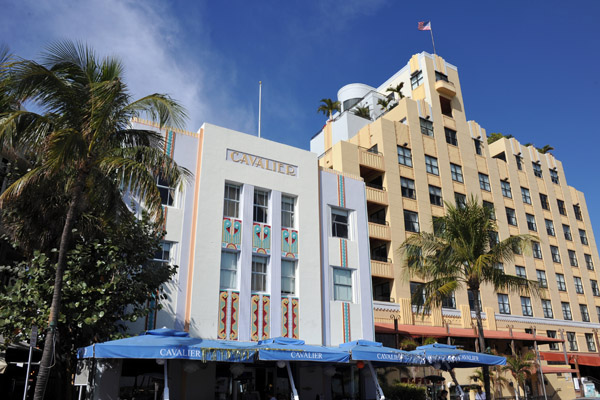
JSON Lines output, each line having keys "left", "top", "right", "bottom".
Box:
{"left": 371, "top": 259, "right": 394, "bottom": 278}
{"left": 358, "top": 147, "right": 384, "bottom": 171}
{"left": 365, "top": 184, "right": 388, "bottom": 205}
{"left": 368, "top": 221, "right": 391, "bottom": 240}
{"left": 435, "top": 79, "right": 456, "bottom": 97}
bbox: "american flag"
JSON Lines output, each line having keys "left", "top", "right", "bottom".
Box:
{"left": 418, "top": 21, "right": 431, "bottom": 31}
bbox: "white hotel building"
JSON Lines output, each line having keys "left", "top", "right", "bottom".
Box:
{"left": 131, "top": 120, "right": 375, "bottom": 347}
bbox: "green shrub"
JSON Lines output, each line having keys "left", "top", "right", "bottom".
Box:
{"left": 384, "top": 383, "right": 426, "bottom": 400}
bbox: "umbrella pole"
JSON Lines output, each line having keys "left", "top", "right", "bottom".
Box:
{"left": 366, "top": 361, "right": 385, "bottom": 400}
{"left": 285, "top": 362, "right": 299, "bottom": 400}
{"left": 163, "top": 360, "right": 170, "bottom": 400}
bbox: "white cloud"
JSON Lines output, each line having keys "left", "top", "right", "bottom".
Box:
{"left": 1, "top": 0, "right": 258, "bottom": 133}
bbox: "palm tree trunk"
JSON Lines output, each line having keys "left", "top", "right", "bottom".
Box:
{"left": 470, "top": 288, "right": 491, "bottom": 400}
{"left": 33, "top": 174, "right": 85, "bottom": 400}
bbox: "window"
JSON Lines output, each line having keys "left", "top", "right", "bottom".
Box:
{"left": 253, "top": 189, "right": 269, "bottom": 223}
{"left": 542, "top": 300, "right": 554, "bottom": 318}
{"left": 410, "top": 282, "right": 426, "bottom": 309}
{"left": 506, "top": 208, "right": 517, "bottom": 226}
{"left": 281, "top": 196, "right": 295, "bottom": 228}
{"left": 401, "top": 177, "right": 416, "bottom": 199}
{"left": 397, "top": 146, "right": 413, "bottom": 167}
{"left": 561, "top": 224, "right": 572, "bottom": 241}
{"left": 404, "top": 210, "right": 420, "bottom": 233}
{"left": 251, "top": 256, "right": 268, "bottom": 292}
{"left": 498, "top": 294, "right": 511, "bottom": 314}
{"left": 515, "top": 266, "right": 527, "bottom": 279}
{"left": 550, "top": 169, "right": 559, "bottom": 184}
{"left": 547, "top": 331, "right": 559, "bottom": 350}
{"left": 545, "top": 219, "right": 555, "bottom": 236}
{"left": 580, "top": 304, "right": 590, "bottom": 322}
{"left": 494, "top": 262, "right": 504, "bottom": 272}
{"left": 521, "top": 187, "right": 531, "bottom": 204}
{"left": 468, "top": 291, "right": 482, "bottom": 312}
{"left": 429, "top": 185, "right": 443, "bottom": 206}
{"left": 483, "top": 201, "right": 495, "bottom": 219}
{"left": 574, "top": 277, "right": 584, "bottom": 294}
{"left": 154, "top": 241, "right": 172, "bottom": 263}
{"left": 579, "top": 229, "right": 589, "bottom": 245}
{"left": 521, "top": 297, "right": 533, "bottom": 316}
{"left": 435, "top": 71, "right": 449, "bottom": 82}
{"left": 489, "top": 231, "right": 500, "bottom": 246}
{"left": 537, "top": 270, "right": 548, "bottom": 288}
{"left": 592, "top": 280, "right": 600, "bottom": 297}
{"left": 569, "top": 250, "right": 578, "bottom": 267}
{"left": 331, "top": 208, "right": 349, "bottom": 239}
{"left": 501, "top": 181, "right": 512, "bottom": 198}
{"left": 550, "top": 246, "right": 561, "bottom": 263}
{"left": 425, "top": 155, "right": 439, "bottom": 175}
{"left": 445, "top": 128, "right": 458, "bottom": 146}
{"left": 557, "top": 199, "right": 566, "bottom": 215}
{"left": 597, "top": 307, "right": 600, "bottom": 322}
{"left": 333, "top": 268, "right": 353, "bottom": 301}
{"left": 526, "top": 214, "right": 537, "bottom": 231}
{"left": 562, "top": 303, "right": 572, "bottom": 320}
{"left": 567, "top": 332, "right": 578, "bottom": 350}
{"left": 420, "top": 118, "right": 434, "bottom": 137}
{"left": 574, "top": 205, "right": 583, "bottom": 220}
{"left": 532, "top": 162, "right": 542, "bottom": 178}
{"left": 479, "top": 173, "right": 491, "bottom": 191}
{"left": 369, "top": 208, "right": 386, "bottom": 225}
{"left": 515, "top": 155, "right": 523, "bottom": 170}
{"left": 220, "top": 251, "right": 238, "bottom": 289}
{"left": 442, "top": 292, "right": 456, "bottom": 309}
{"left": 586, "top": 254, "right": 594, "bottom": 270}
{"left": 223, "top": 183, "right": 241, "bottom": 217}
{"left": 455, "top": 193, "right": 466, "bottom": 208}
{"left": 281, "top": 260, "right": 297, "bottom": 295}
{"left": 450, "top": 163, "right": 463, "bottom": 183}
{"left": 474, "top": 139, "right": 483, "bottom": 155}
{"left": 539, "top": 193, "right": 549, "bottom": 210}
{"left": 157, "top": 176, "right": 175, "bottom": 206}
{"left": 556, "top": 274, "right": 566, "bottom": 291}
{"left": 532, "top": 242, "right": 542, "bottom": 259}
{"left": 410, "top": 71, "right": 423, "bottom": 89}
{"left": 440, "top": 96, "right": 452, "bottom": 117}
{"left": 586, "top": 333, "right": 597, "bottom": 352}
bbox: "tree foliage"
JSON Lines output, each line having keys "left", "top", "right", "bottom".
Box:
{"left": 352, "top": 105, "right": 371, "bottom": 120}
{"left": 487, "top": 132, "right": 513, "bottom": 144}
{"left": 317, "top": 98, "right": 340, "bottom": 120}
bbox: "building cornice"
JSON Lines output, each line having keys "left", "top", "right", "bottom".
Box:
{"left": 495, "top": 313, "right": 600, "bottom": 329}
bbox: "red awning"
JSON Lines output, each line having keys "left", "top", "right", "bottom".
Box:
{"left": 540, "top": 351, "right": 600, "bottom": 367}
{"left": 376, "top": 323, "right": 563, "bottom": 344}
{"left": 540, "top": 365, "right": 576, "bottom": 374}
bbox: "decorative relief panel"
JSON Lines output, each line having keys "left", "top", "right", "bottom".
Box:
{"left": 251, "top": 294, "right": 271, "bottom": 341}
{"left": 217, "top": 290, "right": 239, "bottom": 340}
{"left": 281, "top": 229, "right": 298, "bottom": 259}
{"left": 342, "top": 302, "right": 351, "bottom": 343}
{"left": 281, "top": 297, "right": 300, "bottom": 339}
{"left": 253, "top": 223, "right": 271, "bottom": 254}
{"left": 222, "top": 218, "right": 242, "bottom": 250}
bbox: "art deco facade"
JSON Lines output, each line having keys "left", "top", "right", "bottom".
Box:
{"left": 311, "top": 52, "right": 600, "bottom": 397}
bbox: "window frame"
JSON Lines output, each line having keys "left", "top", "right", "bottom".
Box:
{"left": 419, "top": 118, "right": 434, "bottom": 137}
{"left": 521, "top": 187, "right": 532, "bottom": 204}
{"left": 579, "top": 229, "right": 589, "bottom": 245}
{"left": 557, "top": 199, "right": 566, "bottom": 215}
{"left": 569, "top": 250, "right": 578, "bottom": 267}
{"left": 536, "top": 270, "right": 548, "bottom": 288}
{"left": 444, "top": 128, "right": 458, "bottom": 146}
{"left": 574, "top": 276, "right": 584, "bottom": 294}
{"left": 498, "top": 293, "right": 511, "bottom": 314}
{"left": 562, "top": 302, "right": 573, "bottom": 320}
{"left": 501, "top": 181, "right": 512, "bottom": 198}
{"left": 281, "top": 259, "right": 297, "bottom": 295}
{"left": 400, "top": 177, "right": 416, "bottom": 199}
{"left": 532, "top": 162, "right": 542, "bottom": 178}
{"left": 506, "top": 208, "right": 517, "bottom": 226}
{"left": 515, "top": 266, "right": 527, "bottom": 279}
{"left": 539, "top": 193, "right": 549, "bottom": 210}
{"left": 450, "top": 163, "right": 464, "bottom": 183}
{"left": 550, "top": 245, "right": 561, "bottom": 263}
{"left": 542, "top": 299, "right": 554, "bottom": 319}
{"left": 515, "top": 155, "right": 523, "bottom": 170}
{"left": 425, "top": 155, "right": 439, "bottom": 175}
{"left": 474, "top": 139, "right": 483, "bottom": 156}
{"left": 574, "top": 205, "right": 583, "bottom": 220}
{"left": 331, "top": 208, "right": 350, "bottom": 239}
{"left": 526, "top": 213, "right": 537, "bottom": 232}
{"left": 545, "top": 219, "right": 555, "bottom": 236}
{"left": 410, "top": 71, "right": 424, "bottom": 89}
{"left": 586, "top": 333, "right": 597, "bottom": 352}
{"left": 404, "top": 210, "right": 420, "bottom": 233}
{"left": 220, "top": 250, "right": 239, "bottom": 290}
{"left": 556, "top": 273, "right": 566, "bottom": 291}
{"left": 563, "top": 224, "right": 572, "bottom": 241}
{"left": 550, "top": 169, "right": 559, "bottom": 184}
{"left": 580, "top": 304, "right": 590, "bottom": 322}
{"left": 429, "top": 185, "right": 443, "bottom": 207}
{"left": 585, "top": 254, "right": 594, "bottom": 270}
{"left": 566, "top": 331, "right": 578, "bottom": 350}
{"left": 223, "top": 183, "right": 241, "bottom": 218}
{"left": 478, "top": 173, "right": 491, "bottom": 192}
{"left": 532, "top": 242, "right": 542, "bottom": 259}
{"left": 333, "top": 267, "right": 353, "bottom": 302}
{"left": 251, "top": 256, "right": 269, "bottom": 293}
{"left": 157, "top": 176, "right": 176, "bottom": 207}
{"left": 397, "top": 146, "right": 413, "bottom": 167}
{"left": 592, "top": 280, "right": 600, "bottom": 297}
{"left": 521, "top": 296, "right": 533, "bottom": 316}
{"left": 281, "top": 195, "right": 296, "bottom": 229}
{"left": 253, "top": 189, "right": 270, "bottom": 223}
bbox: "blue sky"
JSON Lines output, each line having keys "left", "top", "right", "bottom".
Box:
{"left": 2, "top": 0, "right": 600, "bottom": 233}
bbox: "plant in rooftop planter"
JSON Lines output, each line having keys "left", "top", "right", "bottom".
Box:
{"left": 386, "top": 82, "right": 404, "bottom": 101}
{"left": 317, "top": 98, "right": 341, "bottom": 121}
{"left": 377, "top": 98, "right": 390, "bottom": 112}
{"left": 537, "top": 144, "right": 554, "bottom": 154}
{"left": 352, "top": 105, "right": 371, "bottom": 120}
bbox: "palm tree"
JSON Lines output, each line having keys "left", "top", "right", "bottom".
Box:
{"left": 386, "top": 82, "right": 404, "bottom": 101}
{"left": 502, "top": 351, "right": 536, "bottom": 399}
{"left": 537, "top": 144, "right": 554, "bottom": 154}
{"left": 0, "top": 42, "right": 189, "bottom": 400}
{"left": 377, "top": 98, "right": 390, "bottom": 112}
{"left": 470, "top": 367, "right": 509, "bottom": 398}
{"left": 352, "top": 105, "right": 371, "bottom": 120}
{"left": 399, "top": 197, "right": 540, "bottom": 400}
{"left": 317, "top": 98, "right": 340, "bottom": 120}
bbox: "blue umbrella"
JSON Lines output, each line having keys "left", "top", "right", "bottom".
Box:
{"left": 255, "top": 337, "right": 350, "bottom": 363}
{"left": 339, "top": 340, "right": 424, "bottom": 365}
{"left": 410, "top": 343, "right": 506, "bottom": 369}
{"left": 78, "top": 328, "right": 256, "bottom": 362}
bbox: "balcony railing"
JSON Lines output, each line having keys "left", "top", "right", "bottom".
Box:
{"left": 368, "top": 222, "right": 391, "bottom": 240}
{"left": 435, "top": 79, "right": 456, "bottom": 97}
{"left": 371, "top": 259, "right": 394, "bottom": 278}
{"left": 358, "top": 147, "right": 384, "bottom": 171}
{"left": 365, "top": 185, "right": 388, "bottom": 205}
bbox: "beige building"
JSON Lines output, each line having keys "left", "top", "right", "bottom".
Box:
{"left": 311, "top": 52, "right": 600, "bottom": 398}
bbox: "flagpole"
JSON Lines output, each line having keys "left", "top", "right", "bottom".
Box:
{"left": 430, "top": 26, "right": 437, "bottom": 56}
{"left": 258, "top": 81, "right": 262, "bottom": 138}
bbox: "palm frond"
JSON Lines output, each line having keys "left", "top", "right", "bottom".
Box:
{"left": 124, "top": 94, "right": 188, "bottom": 130}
